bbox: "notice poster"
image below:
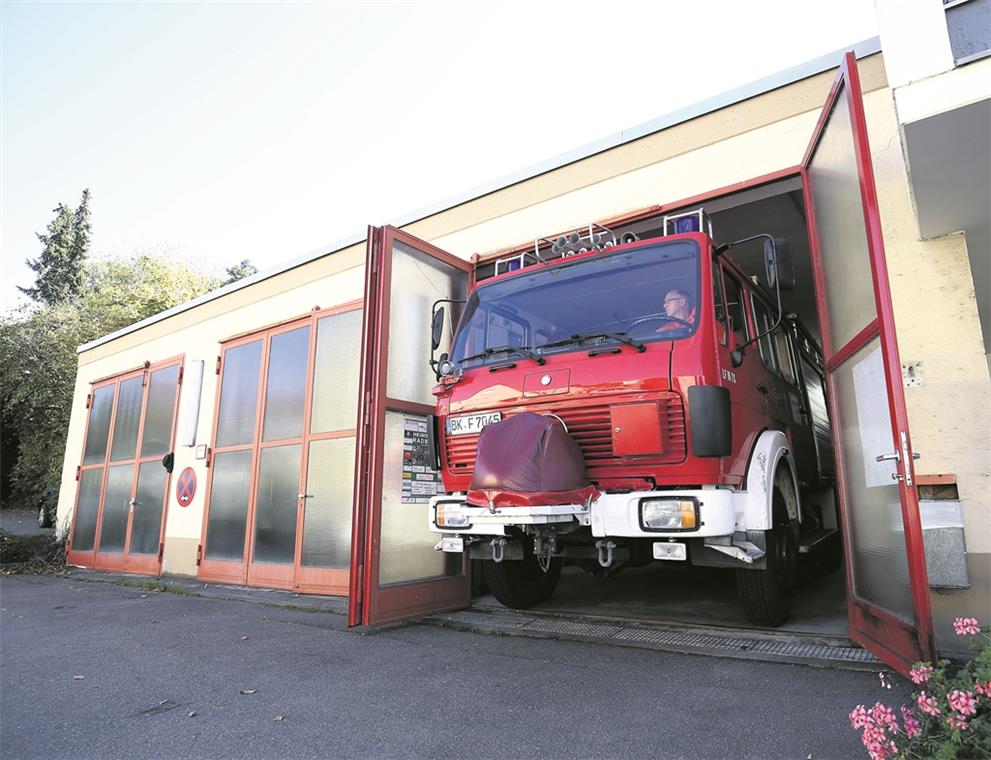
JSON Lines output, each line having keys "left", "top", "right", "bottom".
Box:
{"left": 402, "top": 415, "right": 442, "bottom": 504}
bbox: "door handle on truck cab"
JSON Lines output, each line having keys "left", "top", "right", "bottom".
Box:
{"left": 756, "top": 384, "right": 768, "bottom": 394}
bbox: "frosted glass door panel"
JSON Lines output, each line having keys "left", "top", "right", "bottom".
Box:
{"left": 806, "top": 86, "right": 878, "bottom": 350}
{"left": 141, "top": 365, "right": 179, "bottom": 457}
{"left": 832, "top": 339, "right": 913, "bottom": 620}
{"left": 110, "top": 378, "right": 144, "bottom": 461}
{"left": 99, "top": 464, "right": 134, "bottom": 553}
{"left": 311, "top": 310, "right": 362, "bottom": 434}
{"left": 204, "top": 450, "right": 253, "bottom": 561}
{"left": 379, "top": 411, "right": 458, "bottom": 585}
{"left": 262, "top": 327, "right": 310, "bottom": 442}
{"left": 252, "top": 444, "right": 301, "bottom": 564}
{"left": 386, "top": 242, "right": 467, "bottom": 406}
{"left": 130, "top": 464, "right": 167, "bottom": 555}
{"left": 301, "top": 438, "right": 355, "bottom": 568}
{"left": 216, "top": 341, "right": 263, "bottom": 447}
{"left": 72, "top": 470, "right": 104, "bottom": 551}
{"left": 83, "top": 386, "right": 115, "bottom": 465}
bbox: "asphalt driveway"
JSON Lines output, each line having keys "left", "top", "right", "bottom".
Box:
{"left": 0, "top": 573, "right": 908, "bottom": 759}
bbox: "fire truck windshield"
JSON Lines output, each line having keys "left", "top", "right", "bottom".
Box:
{"left": 451, "top": 240, "right": 700, "bottom": 369}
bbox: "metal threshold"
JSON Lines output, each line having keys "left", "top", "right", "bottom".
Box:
{"left": 425, "top": 604, "right": 880, "bottom": 670}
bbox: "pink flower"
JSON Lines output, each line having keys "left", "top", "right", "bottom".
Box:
{"left": 860, "top": 722, "right": 895, "bottom": 760}
{"left": 975, "top": 681, "right": 991, "bottom": 698}
{"left": 947, "top": 689, "right": 978, "bottom": 716}
{"left": 901, "top": 706, "right": 921, "bottom": 738}
{"left": 870, "top": 702, "right": 898, "bottom": 730}
{"left": 952, "top": 616, "right": 981, "bottom": 636}
{"left": 850, "top": 705, "right": 870, "bottom": 729}
{"left": 909, "top": 663, "right": 933, "bottom": 685}
{"left": 945, "top": 714, "right": 970, "bottom": 731}
{"left": 917, "top": 691, "right": 941, "bottom": 716}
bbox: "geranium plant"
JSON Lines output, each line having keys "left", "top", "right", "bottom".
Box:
{"left": 850, "top": 617, "right": 990, "bottom": 759}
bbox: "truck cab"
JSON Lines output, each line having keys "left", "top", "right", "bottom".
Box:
{"left": 427, "top": 214, "right": 838, "bottom": 626}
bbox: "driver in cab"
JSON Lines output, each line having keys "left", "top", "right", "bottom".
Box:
{"left": 657, "top": 288, "right": 695, "bottom": 331}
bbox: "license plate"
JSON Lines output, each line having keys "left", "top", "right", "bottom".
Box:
{"left": 445, "top": 411, "right": 502, "bottom": 437}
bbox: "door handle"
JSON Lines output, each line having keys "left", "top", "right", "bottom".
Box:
{"left": 876, "top": 453, "right": 900, "bottom": 462}
{"left": 756, "top": 384, "right": 768, "bottom": 394}
{"left": 298, "top": 493, "right": 315, "bottom": 499}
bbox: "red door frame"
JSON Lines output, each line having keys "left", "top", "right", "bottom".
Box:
{"left": 348, "top": 225, "right": 472, "bottom": 627}
{"left": 67, "top": 356, "right": 183, "bottom": 575}
{"left": 198, "top": 301, "right": 362, "bottom": 595}
{"left": 801, "top": 52, "right": 935, "bottom": 671}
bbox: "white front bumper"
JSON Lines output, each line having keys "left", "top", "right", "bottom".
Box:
{"left": 428, "top": 489, "right": 737, "bottom": 539}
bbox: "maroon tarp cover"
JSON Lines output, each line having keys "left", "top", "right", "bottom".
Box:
{"left": 467, "top": 412, "right": 599, "bottom": 508}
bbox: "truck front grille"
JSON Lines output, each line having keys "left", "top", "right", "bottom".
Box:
{"left": 445, "top": 393, "right": 687, "bottom": 474}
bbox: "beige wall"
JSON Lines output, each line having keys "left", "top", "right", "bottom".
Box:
{"left": 58, "top": 51, "right": 989, "bottom": 650}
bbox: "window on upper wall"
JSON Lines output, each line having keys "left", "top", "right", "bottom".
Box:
{"left": 723, "top": 271, "right": 749, "bottom": 348}
{"left": 945, "top": 0, "right": 991, "bottom": 65}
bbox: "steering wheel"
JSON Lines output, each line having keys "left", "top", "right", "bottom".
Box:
{"left": 627, "top": 313, "right": 693, "bottom": 334}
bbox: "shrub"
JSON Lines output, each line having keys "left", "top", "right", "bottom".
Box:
{"left": 850, "top": 617, "right": 991, "bottom": 759}
{"left": 0, "top": 529, "right": 67, "bottom": 574}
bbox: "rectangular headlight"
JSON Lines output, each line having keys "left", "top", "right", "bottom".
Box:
{"left": 639, "top": 498, "right": 698, "bottom": 531}
{"left": 436, "top": 502, "right": 471, "bottom": 529}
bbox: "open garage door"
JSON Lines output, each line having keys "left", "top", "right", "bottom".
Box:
{"left": 348, "top": 226, "right": 472, "bottom": 626}
{"left": 802, "top": 52, "right": 936, "bottom": 673}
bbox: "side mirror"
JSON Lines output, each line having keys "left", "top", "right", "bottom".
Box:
{"left": 763, "top": 237, "right": 795, "bottom": 292}
{"left": 431, "top": 307, "right": 445, "bottom": 351}
{"left": 730, "top": 348, "right": 745, "bottom": 368}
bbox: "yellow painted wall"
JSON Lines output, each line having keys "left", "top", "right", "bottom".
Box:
{"left": 57, "top": 52, "right": 989, "bottom": 649}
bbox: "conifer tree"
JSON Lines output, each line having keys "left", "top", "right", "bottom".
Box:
{"left": 19, "top": 189, "right": 91, "bottom": 304}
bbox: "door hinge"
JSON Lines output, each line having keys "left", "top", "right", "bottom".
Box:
{"left": 216, "top": 356, "right": 222, "bottom": 375}
{"left": 158, "top": 542, "right": 165, "bottom": 562}
{"left": 177, "top": 366, "right": 184, "bottom": 385}
{"left": 85, "top": 393, "right": 92, "bottom": 409}
{"left": 205, "top": 447, "right": 212, "bottom": 468}
{"left": 75, "top": 466, "right": 81, "bottom": 481}
{"left": 196, "top": 544, "right": 203, "bottom": 566}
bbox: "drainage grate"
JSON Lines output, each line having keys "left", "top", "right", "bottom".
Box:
{"left": 427, "top": 607, "right": 881, "bottom": 669}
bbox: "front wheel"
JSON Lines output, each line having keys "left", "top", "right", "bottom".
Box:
{"left": 736, "top": 494, "right": 797, "bottom": 627}
{"left": 482, "top": 554, "right": 562, "bottom": 610}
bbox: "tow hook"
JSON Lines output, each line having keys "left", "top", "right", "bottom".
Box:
{"left": 596, "top": 539, "right": 616, "bottom": 568}
{"left": 491, "top": 537, "right": 508, "bottom": 563}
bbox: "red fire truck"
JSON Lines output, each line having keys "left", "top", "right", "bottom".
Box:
{"left": 426, "top": 210, "right": 839, "bottom": 626}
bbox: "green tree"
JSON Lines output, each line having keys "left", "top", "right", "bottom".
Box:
{"left": 224, "top": 259, "right": 258, "bottom": 284}
{"left": 0, "top": 254, "right": 222, "bottom": 507}
{"left": 19, "top": 189, "right": 91, "bottom": 305}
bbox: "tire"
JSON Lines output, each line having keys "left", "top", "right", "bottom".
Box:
{"left": 736, "top": 490, "right": 798, "bottom": 627}
{"left": 482, "top": 553, "right": 562, "bottom": 610}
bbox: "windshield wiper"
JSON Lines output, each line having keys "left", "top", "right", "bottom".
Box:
{"left": 459, "top": 345, "right": 546, "bottom": 366}
{"left": 537, "top": 332, "right": 646, "bottom": 353}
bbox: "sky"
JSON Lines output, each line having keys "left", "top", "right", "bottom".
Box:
{"left": 0, "top": 1, "right": 880, "bottom": 310}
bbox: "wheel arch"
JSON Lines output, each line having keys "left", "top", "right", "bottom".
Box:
{"left": 739, "top": 430, "right": 800, "bottom": 531}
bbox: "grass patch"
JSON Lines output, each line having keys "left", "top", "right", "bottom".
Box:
{"left": 110, "top": 578, "right": 201, "bottom": 597}
{"left": 0, "top": 530, "right": 67, "bottom": 575}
